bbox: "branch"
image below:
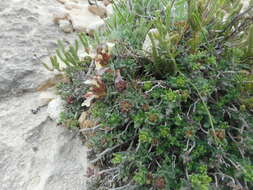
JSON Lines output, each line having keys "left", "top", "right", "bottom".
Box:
{"left": 145, "top": 82, "right": 166, "bottom": 94}
{"left": 90, "top": 143, "right": 122, "bottom": 164}
{"left": 98, "top": 167, "right": 119, "bottom": 175}
{"left": 221, "top": 5, "right": 253, "bottom": 34}
{"left": 109, "top": 182, "right": 138, "bottom": 190}
{"left": 79, "top": 125, "right": 101, "bottom": 132}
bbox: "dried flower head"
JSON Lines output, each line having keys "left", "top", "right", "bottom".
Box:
{"left": 66, "top": 96, "right": 74, "bottom": 104}
{"left": 82, "top": 76, "right": 107, "bottom": 107}
{"left": 155, "top": 176, "right": 166, "bottom": 189}
{"left": 119, "top": 101, "right": 133, "bottom": 113}
{"left": 115, "top": 69, "right": 127, "bottom": 92}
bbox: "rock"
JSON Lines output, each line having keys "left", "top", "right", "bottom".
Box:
{"left": 68, "top": 6, "right": 102, "bottom": 32}
{"left": 56, "top": 0, "right": 67, "bottom": 4}
{"left": 64, "top": 2, "right": 82, "bottom": 10}
{"left": 0, "top": 0, "right": 88, "bottom": 189}
{"left": 103, "top": 0, "right": 112, "bottom": 6}
{"left": 37, "top": 89, "right": 58, "bottom": 105}
{"left": 86, "top": 19, "right": 105, "bottom": 35}
{"left": 106, "top": 4, "right": 113, "bottom": 16}
{"left": 52, "top": 9, "right": 69, "bottom": 23}
{"left": 0, "top": 2, "right": 76, "bottom": 98}
{"left": 88, "top": 4, "right": 107, "bottom": 18}
{"left": 36, "top": 73, "right": 69, "bottom": 92}
{"left": 242, "top": 1, "right": 249, "bottom": 11}
{"left": 59, "top": 19, "right": 73, "bottom": 33}
{"left": 0, "top": 93, "right": 88, "bottom": 190}
{"left": 47, "top": 96, "right": 65, "bottom": 122}
{"left": 56, "top": 0, "right": 79, "bottom": 4}
{"left": 142, "top": 28, "right": 160, "bottom": 55}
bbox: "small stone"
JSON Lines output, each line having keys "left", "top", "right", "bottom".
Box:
{"left": 36, "top": 74, "right": 69, "bottom": 92}
{"left": 52, "top": 9, "right": 69, "bottom": 23}
{"left": 47, "top": 96, "right": 65, "bottom": 122}
{"left": 88, "top": 4, "right": 107, "bottom": 18}
{"left": 103, "top": 0, "right": 112, "bottom": 6}
{"left": 56, "top": 0, "right": 67, "bottom": 4}
{"left": 56, "top": 0, "right": 79, "bottom": 4}
{"left": 142, "top": 28, "right": 160, "bottom": 56}
{"left": 38, "top": 90, "right": 57, "bottom": 105}
{"left": 59, "top": 20, "right": 73, "bottom": 33}
{"left": 106, "top": 4, "right": 113, "bottom": 16}
{"left": 87, "top": 19, "right": 105, "bottom": 35}
{"left": 68, "top": 6, "right": 102, "bottom": 32}
{"left": 64, "top": 2, "right": 82, "bottom": 10}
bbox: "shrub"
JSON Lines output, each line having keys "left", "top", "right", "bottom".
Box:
{"left": 46, "top": 0, "right": 253, "bottom": 189}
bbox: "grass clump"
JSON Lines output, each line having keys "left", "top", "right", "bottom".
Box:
{"left": 46, "top": 0, "right": 253, "bottom": 189}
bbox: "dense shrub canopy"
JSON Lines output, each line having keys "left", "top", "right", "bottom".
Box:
{"left": 48, "top": 0, "right": 253, "bottom": 189}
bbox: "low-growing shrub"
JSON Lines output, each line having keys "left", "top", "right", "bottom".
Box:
{"left": 46, "top": 0, "right": 253, "bottom": 189}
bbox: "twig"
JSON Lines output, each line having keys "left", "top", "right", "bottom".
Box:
{"left": 199, "top": 124, "right": 208, "bottom": 134}
{"left": 185, "top": 168, "right": 189, "bottom": 180}
{"left": 109, "top": 182, "right": 138, "bottom": 190}
{"left": 127, "top": 130, "right": 138, "bottom": 151}
{"left": 223, "top": 155, "right": 241, "bottom": 170}
{"left": 137, "top": 80, "right": 165, "bottom": 85}
{"left": 118, "top": 121, "right": 132, "bottom": 137}
{"left": 183, "top": 139, "right": 190, "bottom": 151}
{"left": 135, "top": 141, "right": 141, "bottom": 152}
{"left": 156, "top": 160, "right": 162, "bottom": 168}
{"left": 145, "top": 82, "right": 166, "bottom": 94}
{"left": 148, "top": 145, "right": 153, "bottom": 153}
{"left": 85, "top": 61, "right": 95, "bottom": 80}
{"left": 79, "top": 125, "right": 101, "bottom": 132}
{"left": 91, "top": 144, "right": 122, "bottom": 164}
{"left": 221, "top": 5, "right": 253, "bottom": 34}
{"left": 172, "top": 154, "right": 176, "bottom": 169}
{"left": 98, "top": 167, "right": 119, "bottom": 175}
{"left": 187, "top": 141, "right": 196, "bottom": 154}
{"left": 227, "top": 132, "right": 245, "bottom": 158}
{"left": 215, "top": 171, "right": 236, "bottom": 185}
{"left": 91, "top": 136, "right": 137, "bottom": 164}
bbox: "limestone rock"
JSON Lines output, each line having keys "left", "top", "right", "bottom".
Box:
{"left": 68, "top": 6, "right": 102, "bottom": 32}
{"left": 38, "top": 89, "right": 58, "bottom": 106}
{"left": 56, "top": 0, "right": 67, "bottom": 4}
{"left": 52, "top": 9, "right": 69, "bottom": 23}
{"left": 86, "top": 19, "right": 105, "bottom": 35}
{"left": 56, "top": 0, "right": 79, "bottom": 4}
{"left": 103, "top": 0, "right": 112, "bottom": 6}
{"left": 0, "top": 0, "right": 88, "bottom": 189}
{"left": 47, "top": 96, "right": 65, "bottom": 122}
{"left": 142, "top": 28, "right": 160, "bottom": 56}
{"left": 88, "top": 4, "right": 107, "bottom": 18}
{"left": 64, "top": 2, "right": 82, "bottom": 10}
{"left": 59, "top": 19, "right": 73, "bottom": 33}
{"left": 106, "top": 4, "right": 113, "bottom": 16}
{"left": 36, "top": 73, "right": 69, "bottom": 92}
{"left": 0, "top": 93, "right": 88, "bottom": 190}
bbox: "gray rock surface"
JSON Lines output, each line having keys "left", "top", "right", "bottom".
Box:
{"left": 0, "top": 0, "right": 75, "bottom": 97}
{"left": 0, "top": 93, "right": 88, "bottom": 190}
{"left": 0, "top": 0, "right": 88, "bottom": 189}
{"left": 58, "top": 20, "right": 73, "bottom": 33}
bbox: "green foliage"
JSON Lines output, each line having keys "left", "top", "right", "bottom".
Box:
{"left": 49, "top": 0, "right": 253, "bottom": 189}
{"left": 247, "top": 25, "right": 253, "bottom": 64}
{"left": 190, "top": 173, "right": 212, "bottom": 190}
